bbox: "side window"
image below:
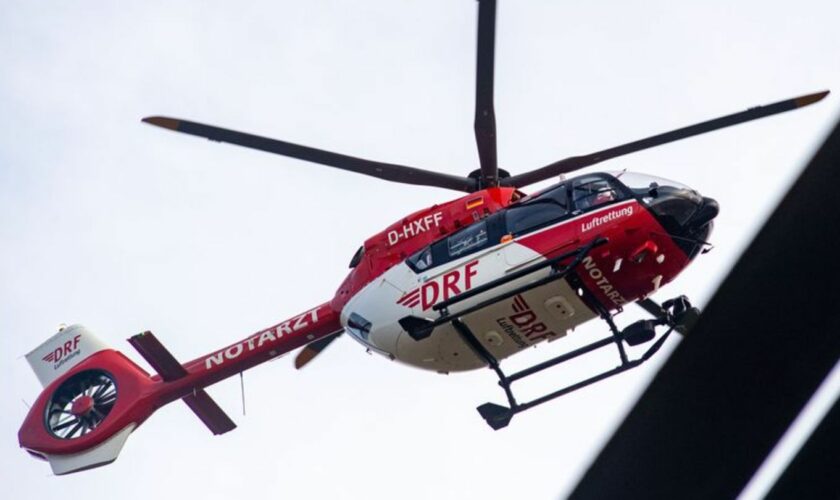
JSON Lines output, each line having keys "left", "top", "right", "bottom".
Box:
{"left": 448, "top": 221, "right": 488, "bottom": 258}
{"left": 538, "top": 184, "right": 570, "bottom": 209}
{"left": 407, "top": 246, "right": 434, "bottom": 272}
{"left": 348, "top": 246, "right": 365, "bottom": 268}
{"left": 407, "top": 217, "right": 502, "bottom": 273}
{"left": 506, "top": 201, "right": 569, "bottom": 236}
{"left": 572, "top": 176, "right": 622, "bottom": 212}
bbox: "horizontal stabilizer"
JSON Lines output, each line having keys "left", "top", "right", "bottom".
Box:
{"left": 128, "top": 331, "right": 235, "bottom": 435}
{"left": 128, "top": 331, "right": 187, "bottom": 381}
{"left": 183, "top": 390, "right": 237, "bottom": 435}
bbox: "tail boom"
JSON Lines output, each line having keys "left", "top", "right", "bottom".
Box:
{"left": 19, "top": 302, "right": 342, "bottom": 475}
{"left": 153, "top": 303, "right": 340, "bottom": 404}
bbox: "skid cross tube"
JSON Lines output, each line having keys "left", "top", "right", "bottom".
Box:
{"left": 477, "top": 321, "right": 676, "bottom": 429}
{"left": 445, "top": 306, "right": 677, "bottom": 430}
{"left": 601, "top": 309, "right": 630, "bottom": 364}
{"left": 452, "top": 319, "right": 517, "bottom": 409}
{"left": 516, "top": 327, "right": 673, "bottom": 413}
{"left": 505, "top": 336, "right": 616, "bottom": 384}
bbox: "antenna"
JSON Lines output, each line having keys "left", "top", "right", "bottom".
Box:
{"left": 240, "top": 371, "right": 246, "bottom": 416}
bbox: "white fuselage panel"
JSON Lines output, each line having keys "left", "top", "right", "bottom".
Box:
{"left": 341, "top": 240, "right": 596, "bottom": 372}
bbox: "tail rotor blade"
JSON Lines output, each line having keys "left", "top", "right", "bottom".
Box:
{"left": 503, "top": 90, "right": 830, "bottom": 188}
{"left": 142, "top": 117, "right": 477, "bottom": 192}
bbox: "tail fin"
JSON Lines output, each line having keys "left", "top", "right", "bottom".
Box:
{"left": 25, "top": 324, "right": 109, "bottom": 388}
{"left": 19, "top": 325, "right": 237, "bottom": 475}
{"left": 20, "top": 325, "right": 148, "bottom": 474}
{"left": 20, "top": 302, "right": 341, "bottom": 475}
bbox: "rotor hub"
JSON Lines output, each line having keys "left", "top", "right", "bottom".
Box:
{"left": 70, "top": 395, "right": 95, "bottom": 416}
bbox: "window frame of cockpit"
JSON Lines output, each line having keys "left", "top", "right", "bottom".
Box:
{"left": 604, "top": 171, "right": 709, "bottom": 213}
{"left": 504, "top": 182, "right": 573, "bottom": 237}
{"left": 404, "top": 173, "right": 636, "bottom": 274}
{"left": 348, "top": 245, "right": 365, "bottom": 268}
{"left": 568, "top": 173, "right": 634, "bottom": 214}
{"left": 503, "top": 173, "right": 634, "bottom": 237}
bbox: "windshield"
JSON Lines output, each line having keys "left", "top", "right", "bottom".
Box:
{"left": 611, "top": 171, "right": 701, "bottom": 204}
{"left": 612, "top": 171, "right": 694, "bottom": 194}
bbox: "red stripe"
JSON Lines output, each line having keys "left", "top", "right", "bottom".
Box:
{"left": 397, "top": 290, "right": 420, "bottom": 305}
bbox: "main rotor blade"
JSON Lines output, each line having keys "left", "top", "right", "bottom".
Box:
{"left": 142, "top": 117, "right": 476, "bottom": 192}
{"left": 474, "top": 0, "right": 499, "bottom": 188}
{"left": 294, "top": 331, "right": 343, "bottom": 370}
{"left": 503, "top": 90, "right": 830, "bottom": 188}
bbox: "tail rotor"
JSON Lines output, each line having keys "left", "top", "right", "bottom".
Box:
{"left": 46, "top": 370, "right": 118, "bottom": 439}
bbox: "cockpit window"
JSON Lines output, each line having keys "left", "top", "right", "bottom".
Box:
{"left": 506, "top": 201, "right": 568, "bottom": 235}
{"left": 571, "top": 176, "right": 622, "bottom": 212}
{"left": 407, "top": 246, "right": 433, "bottom": 272}
{"left": 448, "top": 220, "right": 488, "bottom": 258}
{"left": 505, "top": 184, "right": 570, "bottom": 236}
{"left": 348, "top": 246, "right": 365, "bottom": 268}
{"left": 346, "top": 312, "right": 372, "bottom": 341}
{"left": 534, "top": 183, "right": 569, "bottom": 207}
{"left": 612, "top": 171, "right": 694, "bottom": 195}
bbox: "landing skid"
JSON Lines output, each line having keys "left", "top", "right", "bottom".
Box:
{"left": 469, "top": 296, "right": 693, "bottom": 430}
{"left": 399, "top": 237, "right": 698, "bottom": 429}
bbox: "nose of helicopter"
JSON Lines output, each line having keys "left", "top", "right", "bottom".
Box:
{"left": 611, "top": 173, "right": 718, "bottom": 254}
{"left": 648, "top": 193, "right": 718, "bottom": 259}
{"left": 690, "top": 196, "right": 720, "bottom": 229}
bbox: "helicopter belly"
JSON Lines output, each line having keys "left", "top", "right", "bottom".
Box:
{"left": 341, "top": 244, "right": 597, "bottom": 372}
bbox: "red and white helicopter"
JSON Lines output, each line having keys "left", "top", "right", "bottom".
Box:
{"left": 18, "top": 0, "right": 827, "bottom": 475}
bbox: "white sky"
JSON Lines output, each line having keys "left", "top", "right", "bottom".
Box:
{"left": 2, "top": 1, "right": 839, "bottom": 498}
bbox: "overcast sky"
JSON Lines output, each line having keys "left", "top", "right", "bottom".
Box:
{"left": 2, "top": 1, "right": 839, "bottom": 498}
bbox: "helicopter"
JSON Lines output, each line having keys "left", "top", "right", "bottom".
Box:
{"left": 17, "top": 0, "right": 828, "bottom": 476}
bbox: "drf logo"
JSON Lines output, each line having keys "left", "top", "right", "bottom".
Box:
{"left": 397, "top": 260, "right": 478, "bottom": 311}
{"left": 387, "top": 212, "right": 443, "bottom": 246}
{"left": 495, "top": 295, "right": 559, "bottom": 347}
{"left": 42, "top": 334, "right": 82, "bottom": 366}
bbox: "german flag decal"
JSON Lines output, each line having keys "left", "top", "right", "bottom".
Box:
{"left": 466, "top": 196, "right": 484, "bottom": 210}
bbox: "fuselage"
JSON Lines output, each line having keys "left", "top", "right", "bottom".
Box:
{"left": 331, "top": 171, "right": 717, "bottom": 372}
{"left": 17, "top": 170, "right": 720, "bottom": 472}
